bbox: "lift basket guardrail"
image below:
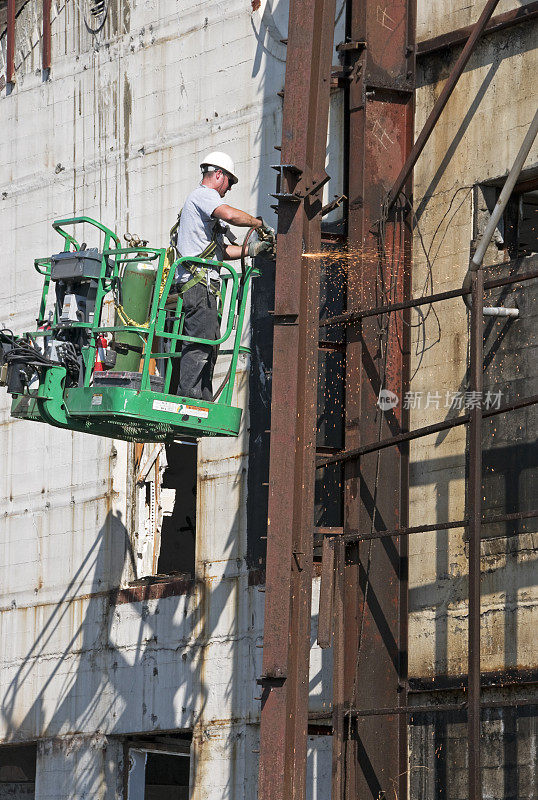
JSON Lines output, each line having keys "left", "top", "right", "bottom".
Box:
{"left": 0, "top": 217, "right": 258, "bottom": 443}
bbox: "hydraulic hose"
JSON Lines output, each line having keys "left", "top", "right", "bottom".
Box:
{"left": 240, "top": 226, "right": 258, "bottom": 276}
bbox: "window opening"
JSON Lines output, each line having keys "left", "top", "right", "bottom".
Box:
{"left": 157, "top": 443, "right": 197, "bottom": 576}
{"left": 132, "top": 442, "right": 197, "bottom": 581}
{"left": 126, "top": 735, "right": 191, "bottom": 800}
{"left": 501, "top": 181, "right": 538, "bottom": 259}
{"left": 476, "top": 175, "right": 538, "bottom": 261}
{"left": 0, "top": 744, "right": 36, "bottom": 799}
{"left": 480, "top": 264, "right": 537, "bottom": 540}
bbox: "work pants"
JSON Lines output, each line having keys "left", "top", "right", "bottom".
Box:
{"left": 178, "top": 281, "right": 220, "bottom": 401}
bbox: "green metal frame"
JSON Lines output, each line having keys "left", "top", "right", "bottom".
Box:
{"left": 9, "top": 217, "right": 259, "bottom": 442}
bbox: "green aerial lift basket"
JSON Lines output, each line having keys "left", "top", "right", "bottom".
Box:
{"left": 4, "top": 217, "right": 259, "bottom": 443}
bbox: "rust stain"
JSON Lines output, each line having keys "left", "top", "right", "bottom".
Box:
{"left": 0, "top": 576, "right": 196, "bottom": 614}
{"left": 114, "top": 577, "right": 194, "bottom": 605}
{"left": 252, "top": 0, "right": 261, "bottom": 10}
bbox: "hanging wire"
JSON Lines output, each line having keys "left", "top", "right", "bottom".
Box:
{"left": 344, "top": 183, "right": 475, "bottom": 744}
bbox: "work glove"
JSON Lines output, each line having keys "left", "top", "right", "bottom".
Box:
{"left": 248, "top": 238, "right": 274, "bottom": 258}
{"left": 257, "top": 217, "right": 276, "bottom": 238}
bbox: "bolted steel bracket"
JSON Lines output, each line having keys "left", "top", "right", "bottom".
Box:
{"left": 270, "top": 163, "right": 330, "bottom": 203}
{"left": 257, "top": 673, "right": 287, "bottom": 687}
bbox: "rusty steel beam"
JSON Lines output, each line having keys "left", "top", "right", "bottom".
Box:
{"left": 6, "top": 0, "right": 15, "bottom": 86}
{"left": 331, "top": 539, "right": 346, "bottom": 798}
{"left": 468, "top": 268, "right": 484, "bottom": 800}
{"left": 42, "top": 0, "right": 51, "bottom": 75}
{"left": 387, "top": 0, "right": 502, "bottom": 210}
{"left": 314, "top": 695, "right": 538, "bottom": 719}
{"left": 316, "top": 507, "right": 538, "bottom": 544}
{"left": 335, "top": 0, "right": 416, "bottom": 797}
{"left": 417, "top": 0, "right": 538, "bottom": 57}
{"left": 258, "top": 1, "right": 336, "bottom": 799}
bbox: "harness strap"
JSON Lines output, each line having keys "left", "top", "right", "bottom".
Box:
{"left": 169, "top": 208, "right": 221, "bottom": 303}
{"left": 178, "top": 267, "right": 222, "bottom": 310}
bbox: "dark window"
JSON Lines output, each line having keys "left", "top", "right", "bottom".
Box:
{"left": 126, "top": 735, "right": 191, "bottom": 800}
{"left": 501, "top": 185, "right": 538, "bottom": 259}
{"left": 477, "top": 175, "right": 538, "bottom": 260}
{"left": 157, "top": 443, "right": 197, "bottom": 576}
{"left": 0, "top": 744, "right": 36, "bottom": 798}
{"left": 132, "top": 442, "right": 197, "bottom": 582}
{"left": 471, "top": 177, "right": 537, "bottom": 539}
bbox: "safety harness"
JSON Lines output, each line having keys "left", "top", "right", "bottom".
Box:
{"left": 168, "top": 212, "right": 222, "bottom": 305}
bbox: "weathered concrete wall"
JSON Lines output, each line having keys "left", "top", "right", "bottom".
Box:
{"left": 35, "top": 736, "right": 124, "bottom": 800}
{"left": 0, "top": 1, "right": 336, "bottom": 797}
{"left": 409, "top": 9, "right": 538, "bottom": 680}
{"left": 3, "top": 0, "right": 535, "bottom": 797}
{"left": 416, "top": 0, "right": 537, "bottom": 41}
{"left": 408, "top": 3, "right": 538, "bottom": 797}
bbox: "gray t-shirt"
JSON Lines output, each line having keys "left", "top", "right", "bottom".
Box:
{"left": 176, "top": 185, "right": 225, "bottom": 283}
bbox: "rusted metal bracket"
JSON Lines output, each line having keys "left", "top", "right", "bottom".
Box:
{"left": 270, "top": 163, "right": 330, "bottom": 203}
{"left": 364, "top": 81, "right": 415, "bottom": 95}
{"left": 257, "top": 674, "right": 287, "bottom": 687}
{"left": 321, "top": 194, "right": 347, "bottom": 217}
{"left": 331, "top": 65, "right": 353, "bottom": 88}
{"left": 336, "top": 39, "right": 367, "bottom": 53}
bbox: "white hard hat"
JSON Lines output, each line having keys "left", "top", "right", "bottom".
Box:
{"left": 200, "top": 151, "right": 238, "bottom": 185}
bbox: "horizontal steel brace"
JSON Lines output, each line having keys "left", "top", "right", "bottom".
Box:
{"left": 320, "top": 265, "right": 538, "bottom": 328}
{"left": 310, "top": 697, "right": 538, "bottom": 720}
{"left": 316, "top": 394, "right": 538, "bottom": 468}
{"left": 313, "top": 508, "right": 538, "bottom": 544}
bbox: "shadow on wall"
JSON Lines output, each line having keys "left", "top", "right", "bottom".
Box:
{"left": 0, "top": 510, "right": 197, "bottom": 740}
{"left": 1, "top": 491, "right": 247, "bottom": 793}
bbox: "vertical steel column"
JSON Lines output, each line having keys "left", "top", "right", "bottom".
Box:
{"left": 339, "top": 0, "right": 416, "bottom": 796}
{"left": 6, "top": 0, "right": 16, "bottom": 86}
{"left": 258, "top": 2, "right": 336, "bottom": 799}
{"left": 468, "top": 269, "right": 484, "bottom": 800}
{"left": 43, "top": 0, "right": 52, "bottom": 77}
{"left": 331, "top": 538, "right": 346, "bottom": 798}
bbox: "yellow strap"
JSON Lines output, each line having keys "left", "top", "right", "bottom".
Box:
{"left": 114, "top": 303, "right": 150, "bottom": 330}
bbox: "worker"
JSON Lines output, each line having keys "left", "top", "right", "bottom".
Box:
{"left": 173, "top": 151, "right": 275, "bottom": 401}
